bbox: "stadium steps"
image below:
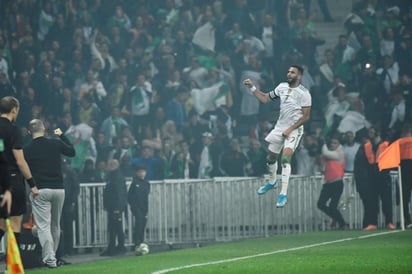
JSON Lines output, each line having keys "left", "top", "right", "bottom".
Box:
{"left": 311, "top": 0, "right": 353, "bottom": 63}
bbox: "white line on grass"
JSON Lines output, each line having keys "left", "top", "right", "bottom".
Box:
{"left": 152, "top": 230, "right": 400, "bottom": 274}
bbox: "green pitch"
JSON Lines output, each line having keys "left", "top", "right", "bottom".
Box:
{"left": 27, "top": 230, "right": 412, "bottom": 274}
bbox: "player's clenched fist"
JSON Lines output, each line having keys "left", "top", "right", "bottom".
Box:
{"left": 54, "top": 128, "right": 63, "bottom": 136}
{"left": 243, "top": 79, "right": 254, "bottom": 88}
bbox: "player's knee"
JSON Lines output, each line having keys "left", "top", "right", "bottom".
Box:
{"left": 266, "top": 155, "right": 277, "bottom": 165}
{"left": 281, "top": 155, "right": 291, "bottom": 166}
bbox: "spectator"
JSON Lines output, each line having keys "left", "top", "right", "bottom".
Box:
{"left": 122, "top": 74, "right": 152, "bottom": 137}
{"left": 354, "top": 127, "right": 395, "bottom": 230}
{"left": 101, "top": 159, "right": 127, "bottom": 256}
{"left": 294, "top": 133, "right": 320, "bottom": 176}
{"left": 128, "top": 164, "right": 150, "bottom": 255}
{"left": 76, "top": 93, "right": 101, "bottom": 128}
{"left": 342, "top": 131, "right": 360, "bottom": 173}
{"left": 219, "top": 137, "right": 249, "bottom": 176}
{"left": 79, "top": 158, "right": 99, "bottom": 183}
{"left": 58, "top": 159, "right": 79, "bottom": 258}
{"left": 170, "top": 140, "right": 196, "bottom": 179}
{"left": 317, "top": 135, "right": 348, "bottom": 230}
{"left": 386, "top": 90, "right": 405, "bottom": 136}
{"left": 376, "top": 54, "right": 399, "bottom": 97}
{"left": 246, "top": 138, "right": 267, "bottom": 177}
{"left": 165, "top": 86, "right": 188, "bottom": 132}
{"left": 131, "top": 146, "right": 162, "bottom": 181}
{"left": 333, "top": 35, "right": 356, "bottom": 87}
{"left": 158, "top": 137, "right": 177, "bottom": 179}
{"left": 197, "top": 132, "right": 215, "bottom": 179}
{"left": 100, "top": 106, "right": 129, "bottom": 146}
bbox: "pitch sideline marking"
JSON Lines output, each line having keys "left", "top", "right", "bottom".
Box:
{"left": 152, "top": 230, "right": 401, "bottom": 274}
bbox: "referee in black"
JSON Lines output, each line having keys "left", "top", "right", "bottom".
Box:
{"left": 0, "top": 140, "right": 12, "bottom": 215}
{"left": 0, "top": 96, "right": 39, "bottom": 248}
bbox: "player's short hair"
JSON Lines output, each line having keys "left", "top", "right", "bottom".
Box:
{"left": 291, "top": 65, "right": 304, "bottom": 75}
{"left": 0, "top": 96, "right": 19, "bottom": 114}
{"left": 29, "top": 119, "right": 45, "bottom": 134}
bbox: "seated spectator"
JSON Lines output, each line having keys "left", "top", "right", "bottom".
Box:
{"left": 161, "top": 120, "right": 184, "bottom": 150}
{"left": 170, "top": 140, "right": 197, "bottom": 179}
{"left": 246, "top": 139, "right": 267, "bottom": 177}
{"left": 294, "top": 134, "right": 320, "bottom": 176}
{"left": 219, "top": 137, "right": 250, "bottom": 176}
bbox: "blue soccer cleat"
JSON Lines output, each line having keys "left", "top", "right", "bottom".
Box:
{"left": 257, "top": 180, "right": 279, "bottom": 195}
{"left": 276, "top": 194, "right": 287, "bottom": 208}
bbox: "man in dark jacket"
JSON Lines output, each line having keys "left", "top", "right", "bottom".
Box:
{"left": 101, "top": 159, "right": 127, "bottom": 256}
{"left": 23, "top": 119, "right": 75, "bottom": 268}
{"left": 57, "top": 160, "right": 79, "bottom": 258}
{"left": 128, "top": 164, "right": 150, "bottom": 255}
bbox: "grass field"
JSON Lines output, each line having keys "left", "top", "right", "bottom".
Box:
{"left": 27, "top": 229, "right": 412, "bottom": 274}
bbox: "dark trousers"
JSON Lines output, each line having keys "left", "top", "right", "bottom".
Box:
{"left": 107, "top": 211, "right": 125, "bottom": 249}
{"left": 317, "top": 179, "right": 346, "bottom": 227}
{"left": 376, "top": 170, "right": 393, "bottom": 225}
{"left": 359, "top": 167, "right": 393, "bottom": 227}
{"left": 57, "top": 203, "right": 75, "bottom": 256}
{"left": 400, "top": 160, "right": 412, "bottom": 224}
{"left": 359, "top": 189, "right": 378, "bottom": 227}
{"left": 132, "top": 207, "right": 148, "bottom": 246}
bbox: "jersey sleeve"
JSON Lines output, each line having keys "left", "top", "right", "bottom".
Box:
{"left": 301, "top": 91, "right": 312, "bottom": 107}
{"left": 11, "top": 125, "right": 23, "bottom": 150}
{"left": 268, "top": 86, "right": 280, "bottom": 101}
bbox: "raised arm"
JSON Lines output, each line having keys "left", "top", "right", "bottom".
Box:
{"left": 243, "top": 79, "right": 272, "bottom": 104}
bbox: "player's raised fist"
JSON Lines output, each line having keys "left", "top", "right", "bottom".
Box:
{"left": 54, "top": 128, "right": 63, "bottom": 136}
{"left": 243, "top": 79, "right": 253, "bottom": 88}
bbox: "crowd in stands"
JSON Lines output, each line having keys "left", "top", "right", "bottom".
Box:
{"left": 0, "top": 0, "right": 411, "bottom": 181}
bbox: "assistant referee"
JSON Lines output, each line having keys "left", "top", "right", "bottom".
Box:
{"left": 0, "top": 96, "right": 39, "bottom": 247}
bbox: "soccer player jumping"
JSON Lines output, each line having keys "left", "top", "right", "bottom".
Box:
{"left": 243, "top": 65, "right": 312, "bottom": 207}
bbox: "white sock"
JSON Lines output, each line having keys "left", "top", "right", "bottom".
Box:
{"left": 267, "top": 161, "right": 277, "bottom": 184}
{"left": 280, "top": 163, "right": 291, "bottom": 195}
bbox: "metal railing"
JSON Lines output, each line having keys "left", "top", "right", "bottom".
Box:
{"left": 72, "top": 173, "right": 405, "bottom": 249}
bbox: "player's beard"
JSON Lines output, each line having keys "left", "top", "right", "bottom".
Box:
{"left": 287, "top": 77, "right": 298, "bottom": 86}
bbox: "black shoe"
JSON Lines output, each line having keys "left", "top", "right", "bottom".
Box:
{"left": 57, "top": 258, "right": 72, "bottom": 266}
{"left": 116, "top": 246, "right": 127, "bottom": 255}
{"left": 100, "top": 249, "right": 116, "bottom": 256}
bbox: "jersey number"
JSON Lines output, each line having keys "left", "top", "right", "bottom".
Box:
{"left": 284, "top": 95, "right": 290, "bottom": 103}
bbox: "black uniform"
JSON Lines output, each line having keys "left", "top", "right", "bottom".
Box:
{"left": 0, "top": 117, "right": 27, "bottom": 217}
{"left": 102, "top": 168, "right": 127, "bottom": 255}
{"left": 128, "top": 175, "right": 150, "bottom": 246}
{"left": 354, "top": 142, "right": 393, "bottom": 228}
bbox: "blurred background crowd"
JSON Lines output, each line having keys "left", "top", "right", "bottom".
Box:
{"left": 0, "top": 0, "right": 411, "bottom": 181}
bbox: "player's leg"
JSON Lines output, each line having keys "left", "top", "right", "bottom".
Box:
{"left": 276, "top": 127, "right": 304, "bottom": 207}
{"left": 257, "top": 129, "right": 283, "bottom": 195}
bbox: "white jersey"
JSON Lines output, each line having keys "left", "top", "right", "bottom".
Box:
{"left": 268, "top": 82, "right": 311, "bottom": 130}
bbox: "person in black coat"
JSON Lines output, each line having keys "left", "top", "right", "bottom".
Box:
{"left": 101, "top": 159, "right": 127, "bottom": 256}
{"left": 128, "top": 164, "right": 150, "bottom": 254}
{"left": 57, "top": 160, "right": 79, "bottom": 258}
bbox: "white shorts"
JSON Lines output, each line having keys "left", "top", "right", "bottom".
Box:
{"left": 264, "top": 126, "right": 304, "bottom": 154}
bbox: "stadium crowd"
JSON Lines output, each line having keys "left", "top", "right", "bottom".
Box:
{"left": 0, "top": 0, "right": 411, "bottom": 186}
